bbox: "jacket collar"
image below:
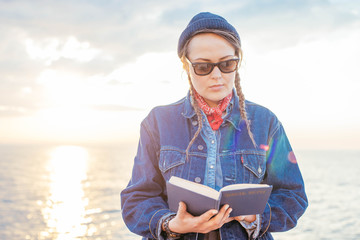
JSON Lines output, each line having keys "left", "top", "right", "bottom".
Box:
{"left": 182, "top": 91, "right": 196, "bottom": 119}
{"left": 182, "top": 89, "right": 243, "bottom": 131}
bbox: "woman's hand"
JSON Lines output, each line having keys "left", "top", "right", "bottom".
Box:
{"left": 233, "top": 215, "right": 256, "bottom": 223}
{"left": 168, "top": 202, "right": 233, "bottom": 234}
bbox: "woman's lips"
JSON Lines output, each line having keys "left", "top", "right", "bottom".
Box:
{"left": 209, "top": 84, "right": 224, "bottom": 91}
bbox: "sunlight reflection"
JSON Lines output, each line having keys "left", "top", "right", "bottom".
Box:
{"left": 41, "top": 146, "right": 94, "bottom": 239}
{"left": 288, "top": 151, "right": 297, "bottom": 164}
{"left": 259, "top": 144, "right": 270, "bottom": 151}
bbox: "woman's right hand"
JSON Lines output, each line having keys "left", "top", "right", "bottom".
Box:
{"left": 168, "top": 201, "right": 233, "bottom": 234}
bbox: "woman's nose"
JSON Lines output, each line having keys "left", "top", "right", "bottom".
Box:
{"left": 210, "top": 65, "right": 222, "bottom": 78}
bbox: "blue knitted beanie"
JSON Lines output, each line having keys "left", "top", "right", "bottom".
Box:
{"left": 177, "top": 12, "right": 240, "bottom": 57}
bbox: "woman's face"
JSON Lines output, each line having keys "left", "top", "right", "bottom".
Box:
{"left": 187, "top": 33, "right": 237, "bottom": 107}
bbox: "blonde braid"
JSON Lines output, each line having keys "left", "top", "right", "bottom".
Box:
{"left": 235, "top": 71, "right": 257, "bottom": 147}
{"left": 185, "top": 75, "right": 203, "bottom": 161}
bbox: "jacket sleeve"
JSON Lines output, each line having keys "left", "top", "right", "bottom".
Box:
{"left": 259, "top": 122, "right": 308, "bottom": 236}
{"left": 120, "top": 119, "right": 172, "bottom": 239}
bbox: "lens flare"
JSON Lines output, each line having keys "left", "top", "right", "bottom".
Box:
{"left": 260, "top": 144, "right": 270, "bottom": 151}
{"left": 288, "top": 151, "right": 297, "bottom": 164}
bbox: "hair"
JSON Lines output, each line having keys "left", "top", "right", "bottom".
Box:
{"left": 178, "top": 29, "right": 256, "bottom": 161}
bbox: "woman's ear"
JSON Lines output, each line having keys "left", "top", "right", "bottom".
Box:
{"left": 180, "top": 56, "right": 189, "bottom": 71}
{"left": 183, "top": 61, "right": 188, "bottom": 71}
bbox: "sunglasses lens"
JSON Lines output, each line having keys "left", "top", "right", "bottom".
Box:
{"left": 190, "top": 59, "right": 239, "bottom": 75}
{"left": 219, "top": 60, "right": 238, "bottom": 73}
{"left": 194, "top": 63, "right": 212, "bottom": 75}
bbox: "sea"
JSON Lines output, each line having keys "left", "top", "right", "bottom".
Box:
{"left": 0, "top": 144, "right": 359, "bottom": 240}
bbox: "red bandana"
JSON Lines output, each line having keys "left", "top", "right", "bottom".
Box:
{"left": 194, "top": 91, "right": 233, "bottom": 130}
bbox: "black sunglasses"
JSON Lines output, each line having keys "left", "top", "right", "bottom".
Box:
{"left": 187, "top": 58, "right": 240, "bottom": 76}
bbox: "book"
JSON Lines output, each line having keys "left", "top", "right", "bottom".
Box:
{"left": 166, "top": 176, "right": 272, "bottom": 217}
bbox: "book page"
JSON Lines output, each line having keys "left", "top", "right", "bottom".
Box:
{"left": 220, "top": 183, "right": 270, "bottom": 192}
{"left": 169, "top": 176, "right": 220, "bottom": 200}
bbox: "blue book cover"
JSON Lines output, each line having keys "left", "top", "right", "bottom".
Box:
{"left": 166, "top": 176, "right": 272, "bottom": 217}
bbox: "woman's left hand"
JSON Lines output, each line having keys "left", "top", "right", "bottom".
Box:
{"left": 231, "top": 215, "right": 256, "bottom": 223}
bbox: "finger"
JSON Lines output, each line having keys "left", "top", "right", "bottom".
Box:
{"left": 234, "top": 215, "right": 246, "bottom": 222}
{"left": 219, "top": 204, "right": 229, "bottom": 213}
{"left": 224, "top": 216, "right": 235, "bottom": 223}
{"left": 199, "top": 208, "right": 218, "bottom": 222}
{"left": 218, "top": 206, "right": 232, "bottom": 224}
{"left": 208, "top": 205, "right": 229, "bottom": 226}
{"left": 244, "top": 214, "right": 256, "bottom": 223}
{"left": 223, "top": 207, "right": 232, "bottom": 220}
{"left": 217, "top": 204, "right": 230, "bottom": 218}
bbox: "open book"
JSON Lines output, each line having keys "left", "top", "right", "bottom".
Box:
{"left": 166, "top": 176, "right": 272, "bottom": 217}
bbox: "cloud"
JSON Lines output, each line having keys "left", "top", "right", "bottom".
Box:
{"left": 223, "top": 0, "right": 360, "bottom": 52}
{"left": 25, "top": 36, "right": 102, "bottom": 65}
{"left": 0, "top": 0, "right": 359, "bottom": 146}
{"left": 0, "top": 0, "right": 359, "bottom": 118}
{"left": 0, "top": 105, "right": 33, "bottom": 117}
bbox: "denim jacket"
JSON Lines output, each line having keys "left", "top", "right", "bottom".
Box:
{"left": 121, "top": 90, "right": 308, "bottom": 240}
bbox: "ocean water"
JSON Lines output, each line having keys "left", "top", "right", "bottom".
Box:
{"left": 0, "top": 144, "right": 359, "bottom": 240}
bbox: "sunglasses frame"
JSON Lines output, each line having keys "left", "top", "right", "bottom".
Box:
{"left": 187, "top": 58, "right": 240, "bottom": 76}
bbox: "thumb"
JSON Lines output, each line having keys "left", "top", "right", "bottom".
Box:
{"left": 177, "top": 201, "right": 187, "bottom": 217}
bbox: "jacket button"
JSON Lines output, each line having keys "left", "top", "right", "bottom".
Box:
{"left": 194, "top": 177, "right": 201, "bottom": 183}
{"left": 192, "top": 120, "right": 198, "bottom": 126}
{"left": 198, "top": 145, "right": 204, "bottom": 150}
{"left": 258, "top": 167, "right": 262, "bottom": 173}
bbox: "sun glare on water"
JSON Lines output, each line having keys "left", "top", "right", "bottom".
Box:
{"left": 40, "top": 146, "right": 95, "bottom": 239}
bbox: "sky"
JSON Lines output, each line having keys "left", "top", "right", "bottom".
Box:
{"left": 0, "top": 0, "right": 359, "bottom": 149}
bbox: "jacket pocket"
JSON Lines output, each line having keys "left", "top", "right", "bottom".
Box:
{"left": 159, "top": 146, "right": 186, "bottom": 181}
{"left": 241, "top": 152, "right": 266, "bottom": 183}
{"left": 220, "top": 154, "right": 237, "bottom": 185}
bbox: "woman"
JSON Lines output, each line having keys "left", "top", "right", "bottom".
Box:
{"left": 121, "top": 12, "right": 308, "bottom": 240}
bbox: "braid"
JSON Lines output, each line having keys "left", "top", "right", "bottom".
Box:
{"left": 235, "top": 71, "right": 257, "bottom": 147}
{"left": 185, "top": 75, "right": 203, "bottom": 161}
